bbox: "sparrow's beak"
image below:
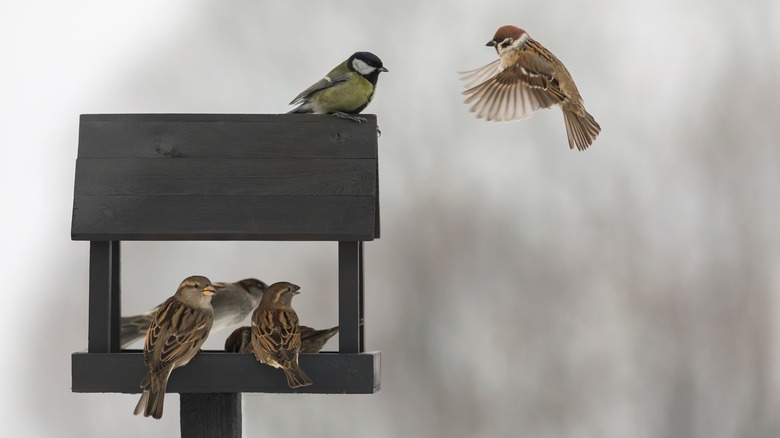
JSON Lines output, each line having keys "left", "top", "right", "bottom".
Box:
{"left": 486, "top": 40, "right": 496, "bottom": 47}
{"left": 292, "top": 285, "right": 301, "bottom": 295}
{"left": 203, "top": 285, "right": 217, "bottom": 296}
{"left": 379, "top": 67, "right": 389, "bottom": 73}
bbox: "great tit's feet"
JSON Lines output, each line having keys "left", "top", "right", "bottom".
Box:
{"left": 376, "top": 126, "right": 382, "bottom": 137}
{"left": 332, "top": 112, "right": 367, "bottom": 123}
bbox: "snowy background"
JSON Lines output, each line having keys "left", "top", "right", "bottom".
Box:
{"left": 2, "top": 0, "right": 780, "bottom": 436}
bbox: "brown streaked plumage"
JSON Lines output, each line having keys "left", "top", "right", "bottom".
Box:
{"left": 133, "top": 276, "right": 216, "bottom": 419}
{"left": 460, "top": 25, "right": 600, "bottom": 151}
{"left": 120, "top": 278, "right": 267, "bottom": 349}
{"left": 225, "top": 324, "right": 339, "bottom": 354}
{"left": 250, "top": 282, "right": 313, "bottom": 388}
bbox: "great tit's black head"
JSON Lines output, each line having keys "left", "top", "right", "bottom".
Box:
{"left": 348, "top": 52, "right": 389, "bottom": 77}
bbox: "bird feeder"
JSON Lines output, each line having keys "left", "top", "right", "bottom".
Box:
{"left": 70, "top": 114, "right": 381, "bottom": 437}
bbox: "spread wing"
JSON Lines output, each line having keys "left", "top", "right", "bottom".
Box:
{"left": 289, "top": 74, "right": 350, "bottom": 105}
{"left": 458, "top": 59, "right": 501, "bottom": 89}
{"left": 252, "top": 309, "right": 301, "bottom": 364}
{"left": 460, "top": 53, "right": 565, "bottom": 122}
{"left": 144, "top": 297, "right": 213, "bottom": 374}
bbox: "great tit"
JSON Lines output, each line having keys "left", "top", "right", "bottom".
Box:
{"left": 288, "top": 51, "right": 388, "bottom": 123}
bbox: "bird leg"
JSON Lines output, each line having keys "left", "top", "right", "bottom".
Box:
{"left": 331, "top": 112, "right": 367, "bottom": 123}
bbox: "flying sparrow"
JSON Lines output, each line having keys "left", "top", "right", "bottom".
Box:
{"left": 133, "top": 276, "right": 216, "bottom": 419}
{"left": 121, "top": 278, "right": 267, "bottom": 349}
{"left": 225, "top": 324, "right": 339, "bottom": 354}
{"left": 251, "top": 282, "right": 313, "bottom": 388}
{"left": 460, "top": 25, "right": 600, "bottom": 151}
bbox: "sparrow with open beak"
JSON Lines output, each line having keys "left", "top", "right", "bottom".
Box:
{"left": 251, "top": 282, "right": 313, "bottom": 388}
{"left": 460, "top": 25, "right": 600, "bottom": 151}
{"left": 120, "top": 278, "right": 267, "bottom": 349}
{"left": 133, "top": 276, "right": 216, "bottom": 419}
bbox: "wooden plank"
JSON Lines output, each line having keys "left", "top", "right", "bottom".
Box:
{"left": 88, "top": 242, "right": 122, "bottom": 352}
{"left": 110, "top": 242, "right": 121, "bottom": 351}
{"left": 74, "top": 158, "right": 376, "bottom": 196}
{"left": 77, "top": 114, "right": 378, "bottom": 159}
{"left": 339, "top": 242, "right": 362, "bottom": 354}
{"left": 71, "top": 195, "right": 377, "bottom": 241}
{"left": 71, "top": 352, "right": 381, "bottom": 394}
{"left": 180, "top": 394, "right": 241, "bottom": 438}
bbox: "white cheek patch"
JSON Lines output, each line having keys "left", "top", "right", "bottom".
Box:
{"left": 352, "top": 58, "right": 376, "bottom": 75}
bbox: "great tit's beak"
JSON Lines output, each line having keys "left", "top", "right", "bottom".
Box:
{"left": 379, "top": 67, "right": 389, "bottom": 73}
{"left": 203, "top": 285, "right": 217, "bottom": 296}
{"left": 486, "top": 40, "right": 496, "bottom": 47}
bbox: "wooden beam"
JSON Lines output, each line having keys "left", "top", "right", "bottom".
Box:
{"left": 71, "top": 352, "right": 380, "bottom": 394}
{"left": 88, "top": 241, "right": 121, "bottom": 352}
{"left": 339, "top": 242, "right": 362, "bottom": 353}
{"left": 180, "top": 393, "right": 241, "bottom": 438}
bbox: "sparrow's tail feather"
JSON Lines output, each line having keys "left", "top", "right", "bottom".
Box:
{"left": 283, "top": 362, "right": 313, "bottom": 388}
{"left": 300, "top": 326, "right": 339, "bottom": 353}
{"left": 146, "top": 373, "right": 169, "bottom": 419}
{"left": 134, "top": 372, "right": 169, "bottom": 419}
{"left": 133, "top": 390, "right": 149, "bottom": 416}
{"left": 563, "top": 108, "right": 601, "bottom": 151}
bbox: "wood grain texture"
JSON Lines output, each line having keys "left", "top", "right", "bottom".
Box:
{"left": 74, "top": 158, "right": 376, "bottom": 196}
{"left": 72, "top": 195, "right": 376, "bottom": 240}
{"left": 77, "top": 114, "right": 378, "bottom": 159}
{"left": 72, "top": 351, "right": 381, "bottom": 394}
{"left": 180, "top": 394, "right": 241, "bottom": 438}
{"left": 71, "top": 114, "right": 380, "bottom": 240}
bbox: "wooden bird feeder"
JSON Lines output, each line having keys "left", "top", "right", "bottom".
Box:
{"left": 70, "top": 114, "right": 381, "bottom": 437}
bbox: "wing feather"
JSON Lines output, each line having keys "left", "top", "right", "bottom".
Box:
{"left": 289, "top": 74, "right": 349, "bottom": 105}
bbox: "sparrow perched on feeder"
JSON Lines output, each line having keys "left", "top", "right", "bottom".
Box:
{"left": 134, "top": 276, "right": 216, "bottom": 419}
{"left": 288, "top": 51, "right": 388, "bottom": 123}
{"left": 251, "top": 282, "right": 313, "bottom": 388}
{"left": 460, "top": 25, "right": 600, "bottom": 151}
{"left": 225, "top": 324, "right": 339, "bottom": 354}
{"left": 120, "top": 278, "right": 267, "bottom": 348}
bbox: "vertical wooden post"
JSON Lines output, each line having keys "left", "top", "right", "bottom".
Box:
{"left": 339, "top": 241, "right": 363, "bottom": 353}
{"left": 88, "top": 241, "right": 121, "bottom": 353}
{"left": 110, "top": 241, "right": 121, "bottom": 350}
{"left": 358, "top": 241, "right": 365, "bottom": 352}
{"left": 180, "top": 393, "right": 241, "bottom": 438}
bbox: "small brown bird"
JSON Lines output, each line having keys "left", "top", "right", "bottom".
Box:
{"left": 133, "top": 276, "right": 216, "bottom": 419}
{"left": 251, "top": 282, "right": 313, "bottom": 388}
{"left": 225, "top": 325, "right": 339, "bottom": 354}
{"left": 460, "top": 25, "right": 600, "bottom": 151}
{"left": 120, "top": 278, "right": 267, "bottom": 349}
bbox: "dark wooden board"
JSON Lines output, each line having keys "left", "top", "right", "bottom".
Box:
{"left": 74, "top": 158, "right": 376, "bottom": 196}
{"left": 72, "top": 351, "right": 380, "bottom": 394}
{"left": 72, "top": 114, "right": 380, "bottom": 240}
{"left": 72, "top": 195, "right": 376, "bottom": 240}
{"left": 77, "top": 114, "right": 378, "bottom": 159}
{"left": 181, "top": 394, "right": 241, "bottom": 438}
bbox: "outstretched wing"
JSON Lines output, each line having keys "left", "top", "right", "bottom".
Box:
{"left": 458, "top": 59, "right": 500, "bottom": 89}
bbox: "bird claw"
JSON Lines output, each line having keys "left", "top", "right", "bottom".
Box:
{"left": 332, "top": 112, "right": 367, "bottom": 123}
